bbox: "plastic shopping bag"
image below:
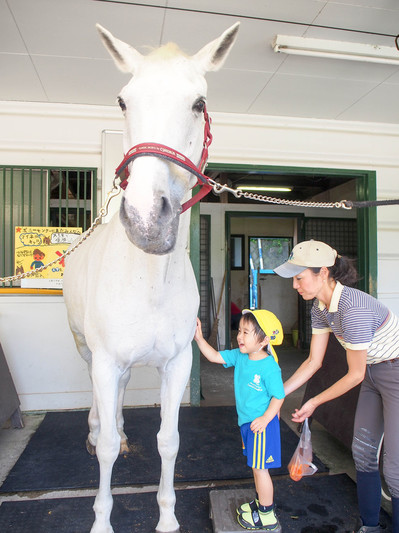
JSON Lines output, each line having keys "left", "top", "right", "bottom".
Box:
{"left": 288, "top": 418, "right": 318, "bottom": 481}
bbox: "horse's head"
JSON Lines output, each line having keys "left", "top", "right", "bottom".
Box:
{"left": 97, "top": 22, "right": 239, "bottom": 254}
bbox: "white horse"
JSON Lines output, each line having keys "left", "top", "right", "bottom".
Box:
{"left": 63, "top": 22, "right": 239, "bottom": 533}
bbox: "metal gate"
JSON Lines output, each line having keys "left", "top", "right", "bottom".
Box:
{"left": 0, "top": 166, "right": 96, "bottom": 287}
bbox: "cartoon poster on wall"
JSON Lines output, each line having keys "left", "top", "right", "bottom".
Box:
{"left": 15, "top": 226, "right": 82, "bottom": 289}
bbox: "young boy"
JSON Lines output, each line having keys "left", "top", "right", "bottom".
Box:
{"left": 194, "top": 309, "right": 285, "bottom": 532}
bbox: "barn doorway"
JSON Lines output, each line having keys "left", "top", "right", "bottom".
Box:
{"left": 192, "top": 164, "right": 376, "bottom": 406}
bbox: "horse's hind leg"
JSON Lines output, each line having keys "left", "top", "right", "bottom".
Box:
{"left": 87, "top": 392, "right": 100, "bottom": 456}
{"left": 86, "top": 366, "right": 131, "bottom": 456}
{"left": 116, "top": 367, "right": 131, "bottom": 454}
{"left": 156, "top": 345, "right": 192, "bottom": 533}
{"left": 71, "top": 332, "right": 99, "bottom": 455}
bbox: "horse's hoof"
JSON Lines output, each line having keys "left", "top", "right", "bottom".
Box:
{"left": 119, "top": 439, "right": 131, "bottom": 455}
{"left": 155, "top": 523, "right": 180, "bottom": 533}
{"left": 86, "top": 438, "right": 96, "bottom": 456}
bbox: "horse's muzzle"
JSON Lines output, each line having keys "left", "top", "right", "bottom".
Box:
{"left": 120, "top": 197, "right": 179, "bottom": 255}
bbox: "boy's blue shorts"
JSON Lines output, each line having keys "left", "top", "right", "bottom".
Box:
{"left": 240, "top": 414, "right": 281, "bottom": 470}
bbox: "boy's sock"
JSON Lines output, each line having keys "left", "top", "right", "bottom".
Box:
{"left": 258, "top": 503, "right": 274, "bottom": 513}
{"left": 257, "top": 503, "right": 278, "bottom": 526}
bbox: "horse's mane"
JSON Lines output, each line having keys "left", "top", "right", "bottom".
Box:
{"left": 147, "top": 42, "right": 188, "bottom": 61}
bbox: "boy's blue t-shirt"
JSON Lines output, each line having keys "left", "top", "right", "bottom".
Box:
{"left": 220, "top": 348, "right": 285, "bottom": 427}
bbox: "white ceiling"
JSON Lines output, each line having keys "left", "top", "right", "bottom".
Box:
{"left": 2, "top": 0, "right": 399, "bottom": 125}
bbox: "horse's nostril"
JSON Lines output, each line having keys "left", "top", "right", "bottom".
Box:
{"left": 160, "top": 196, "right": 172, "bottom": 219}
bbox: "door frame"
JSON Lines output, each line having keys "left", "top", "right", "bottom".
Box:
{"left": 190, "top": 163, "right": 377, "bottom": 405}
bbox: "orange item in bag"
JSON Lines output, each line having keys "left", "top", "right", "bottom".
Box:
{"left": 287, "top": 418, "right": 318, "bottom": 482}
{"left": 289, "top": 461, "right": 303, "bottom": 482}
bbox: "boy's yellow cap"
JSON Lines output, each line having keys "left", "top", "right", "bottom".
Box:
{"left": 242, "top": 309, "right": 284, "bottom": 362}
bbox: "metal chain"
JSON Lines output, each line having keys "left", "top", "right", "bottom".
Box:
{"left": 0, "top": 184, "right": 121, "bottom": 284}
{"left": 207, "top": 178, "right": 352, "bottom": 209}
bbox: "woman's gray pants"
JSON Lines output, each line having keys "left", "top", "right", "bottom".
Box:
{"left": 352, "top": 358, "right": 399, "bottom": 499}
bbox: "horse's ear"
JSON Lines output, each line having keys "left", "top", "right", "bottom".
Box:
{"left": 96, "top": 24, "right": 142, "bottom": 74}
{"left": 193, "top": 22, "right": 240, "bottom": 73}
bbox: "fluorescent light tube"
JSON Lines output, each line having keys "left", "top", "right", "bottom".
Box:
{"left": 237, "top": 186, "right": 292, "bottom": 192}
{"left": 272, "top": 35, "right": 399, "bottom": 65}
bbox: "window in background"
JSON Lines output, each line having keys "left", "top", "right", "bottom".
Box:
{"left": 249, "top": 236, "right": 292, "bottom": 309}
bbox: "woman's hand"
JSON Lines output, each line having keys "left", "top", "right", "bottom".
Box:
{"left": 291, "top": 349, "right": 367, "bottom": 423}
{"left": 291, "top": 398, "right": 317, "bottom": 423}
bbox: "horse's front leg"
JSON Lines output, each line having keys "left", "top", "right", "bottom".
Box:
{"left": 90, "top": 355, "right": 121, "bottom": 533}
{"left": 156, "top": 345, "right": 192, "bottom": 533}
{"left": 117, "top": 367, "right": 131, "bottom": 454}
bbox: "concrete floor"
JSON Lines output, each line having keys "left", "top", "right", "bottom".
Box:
{"left": 0, "top": 341, "right": 393, "bottom": 525}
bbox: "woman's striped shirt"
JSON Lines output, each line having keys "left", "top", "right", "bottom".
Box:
{"left": 311, "top": 281, "right": 399, "bottom": 364}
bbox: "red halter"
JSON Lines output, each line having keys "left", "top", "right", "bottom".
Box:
{"left": 114, "top": 105, "right": 213, "bottom": 213}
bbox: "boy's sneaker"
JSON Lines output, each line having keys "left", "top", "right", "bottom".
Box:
{"left": 237, "top": 507, "right": 282, "bottom": 531}
{"left": 236, "top": 498, "right": 259, "bottom": 515}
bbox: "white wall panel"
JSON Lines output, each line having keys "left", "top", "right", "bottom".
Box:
{"left": 0, "top": 296, "right": 170, "bottom": 411}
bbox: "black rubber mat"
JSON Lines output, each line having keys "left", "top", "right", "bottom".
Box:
{"left": 0, "top": 406, "right": 327, "bottom": 492}
{"left": 0, "top": 475, "right": 392, "bottom": 533}
{"left": 0, "top": 487, "right": 211, "bottom": 533}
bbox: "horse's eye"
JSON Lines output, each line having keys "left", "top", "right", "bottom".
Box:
{"left": 117, "top": 97, "right": 126, "bottom": 112}
{"left": 193, "top": 99, "right": 205, "bottom": 114}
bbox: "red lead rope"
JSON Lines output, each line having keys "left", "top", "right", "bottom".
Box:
{"left": 114, "top": 105, "right": 213, "bottom": 213}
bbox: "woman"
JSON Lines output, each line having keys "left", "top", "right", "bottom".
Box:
{"left": 274, "top": 240, "right": 399, "bottom": 533}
